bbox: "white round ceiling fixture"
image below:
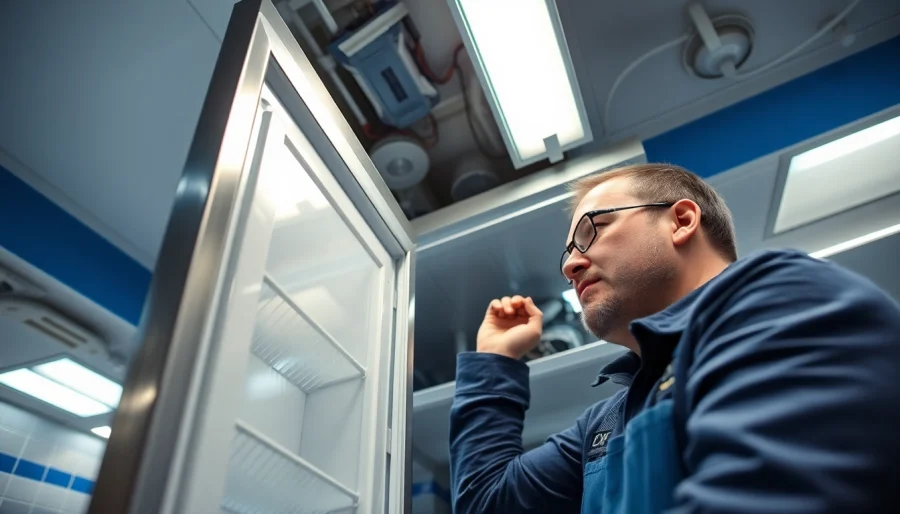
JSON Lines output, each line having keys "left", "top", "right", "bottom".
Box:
{"left": 683, "top": 14, "right": 755, "bottom": 79}
{"left": 370, "top": 136, "right": 430, "bottom": 191}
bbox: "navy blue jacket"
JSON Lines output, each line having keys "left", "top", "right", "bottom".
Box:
{"left": 450, "top": 249, "right": 900, "bottom": 513}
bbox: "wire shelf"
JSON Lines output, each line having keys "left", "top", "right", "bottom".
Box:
{"left": 223, "top": 420, "right": 358, "bottom": 514}
{"left": 252, "top": 275, "right": 366, "bottom": 392}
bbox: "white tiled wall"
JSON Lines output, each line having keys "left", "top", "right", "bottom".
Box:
{"left": 0, "top": 402, "right": 105, "bottom": 514}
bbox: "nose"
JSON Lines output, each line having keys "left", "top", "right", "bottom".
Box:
{"left": 562, "top": 250, "right": 590, "bottom": 282}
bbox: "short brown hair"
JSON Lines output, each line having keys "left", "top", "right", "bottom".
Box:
{"left": 569, "top": 163, "right": 738, "bottom": 262}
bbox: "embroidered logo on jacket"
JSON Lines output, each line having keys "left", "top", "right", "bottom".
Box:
{"left": 586, "top": 430, "right": 612, "bottom": 461}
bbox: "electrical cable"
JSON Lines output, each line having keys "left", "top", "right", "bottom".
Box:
{"left": 602, "top": 0, "right": 861, "bottom": 136}
{"left": 731, "top": 0, "right": 861, "bottom": 80}
{"left": 415, "top": 41, "right": 504, "bottom": 158}
{"left": 416, "top": 42, "right": 465, "bottom": 84}
{"left": 602, "top": 35, "right": 688, "bottom": 136}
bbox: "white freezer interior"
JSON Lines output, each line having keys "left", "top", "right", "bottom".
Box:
{"left": 219, "top": 89, "right": 393, "bottom": 514}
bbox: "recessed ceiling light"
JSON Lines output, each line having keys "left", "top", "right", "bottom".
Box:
{"left": 774, "top": 114, "right": 900, "bottom": 234}
{"left": 91, "top": 426, "right": 112, "bottom": 439}
{"left": 0, "top": 369, "right": 111, "bottom": 417}
{"left": 561, "top": 289, "right": 582, "bottom": 314}
{"left": 809, "top": 223, "right": 900, "bottom": 259}
{"left": 33, "top": 358, "right": 122, "bottom": 408}
{"left": 448, "top": 0, "right": 592, "bottom": 167}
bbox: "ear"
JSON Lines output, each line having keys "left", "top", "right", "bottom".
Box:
{"left": 670, "top": 199, "right": 701, "bottom": 248}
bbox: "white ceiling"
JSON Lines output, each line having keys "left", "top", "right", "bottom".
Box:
{"left": 559, "top": 0, "right": 900, "bottom": 145}
{"left": 0, "top": 0, "right": 224, "bottom": 268}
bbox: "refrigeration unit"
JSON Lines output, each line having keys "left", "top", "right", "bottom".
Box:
{"left": 88, "top": 2, "right": 414, "bottom": 513}
{"left": 59, "top": 1, "right": 647, "bottom": 512}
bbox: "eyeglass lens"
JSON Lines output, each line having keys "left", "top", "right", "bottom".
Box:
{"left": 560, "top": 214, "right": 597, "bottom": 277}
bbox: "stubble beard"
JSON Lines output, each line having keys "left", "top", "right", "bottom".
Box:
{"left": 580, "top": 241, "right": 676, "bottom": 342}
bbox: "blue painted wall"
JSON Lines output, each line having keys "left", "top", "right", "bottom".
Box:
{"left": 0, "top": 168, "right": 150, "bottom": 325}
{"left": 644, "top": 36, "right": 900, "bottom": 177}
{"left": 0, "top": 36, "right": 898, "bottom": 324}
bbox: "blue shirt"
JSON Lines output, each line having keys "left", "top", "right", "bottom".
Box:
{"left": 449, "top": 249, "right": 900, "bottom": 513}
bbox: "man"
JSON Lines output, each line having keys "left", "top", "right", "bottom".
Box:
{"left": 449, "top": 163, "right": 900, "bottom": 513}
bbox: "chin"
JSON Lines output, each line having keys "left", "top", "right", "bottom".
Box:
{"left": 580, "top": 294, "right": 621, "bottom": 341}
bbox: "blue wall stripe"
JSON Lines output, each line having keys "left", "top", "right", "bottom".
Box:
{"left": 70, "top": 477, "right": 95, "bottom": 495}
{"left": 644, "top": 36, "right": 900, "bottom": 178}
{"left": 0, "top": 452, "right": 15, "bottom": 473}
{"left": 12, "top": 458, "right": 45, "bottom": 481}
{"left": 0, "top": 451, "right": 94, "bottom": 494}
{"left": 0, "top": 166, "right": 151, "bottom": 325}
{"left": 44, "top": 467, "right": 73, "bottom": 488}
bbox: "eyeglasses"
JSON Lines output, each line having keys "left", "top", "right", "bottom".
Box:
{"left": 560, "top": 202, "right": 674, "bottom": 282}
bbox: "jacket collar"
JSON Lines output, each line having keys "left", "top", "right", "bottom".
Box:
{"left": 591, "top": 351, "right": 640, "bottom": 387}
{"left": 590, "top": 281, "right": 711, "bottom": 387}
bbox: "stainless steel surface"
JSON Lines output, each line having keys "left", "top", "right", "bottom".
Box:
{"left": 89, "top": 1, "right": 269, "bottom": 512}
{"left": 389, "top": 251, "right": 416, "bottom": 514}
{"left": 259, "top": 0, "right": 416, "bottom": 253}
{"left": 92, "top": 1, "right": 417, "bottom": 512}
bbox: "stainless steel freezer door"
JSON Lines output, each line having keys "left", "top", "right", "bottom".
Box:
{"left": 89, "top": 1, "right": 416, "bottom": 513}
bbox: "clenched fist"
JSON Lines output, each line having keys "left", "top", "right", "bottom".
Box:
{"left": 476, "top": 295, "right": 543, "bottom": 360}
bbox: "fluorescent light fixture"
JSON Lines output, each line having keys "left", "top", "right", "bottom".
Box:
{"left": 91, "top": 426, "right": 112, "bottom": 439}
{"left": 790, "top": 115, "right": 900, "bottom": 172}
{"left": 449, "top": 0, "right": 592, "bottom": 168}
{"left": 774, "top": 114, "right": 900, "bottom": 234}
{"left": 0, "top": 369, "right": 111, "bottom": 417}
{"left": 33, "top": 358, "right": 122, "bottom": 408}
{"left": 809, "top": 223, "right": 900, "bottom": 259}
{"left": 561, "top": 288, "right": 582, "bottom": 314}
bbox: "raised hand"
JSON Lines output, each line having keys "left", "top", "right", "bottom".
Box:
{"left": 476, "top": 295, "right": 543, "bottom": 360}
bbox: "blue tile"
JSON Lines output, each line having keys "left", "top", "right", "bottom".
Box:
{"left": 0, "top": 451, "right": 16, "bottom": 473}
{"left": 71, "top": 476, "right": 94, "bottom": 494}
{"left": 44, "top": 467, "right": 72, "bottom": 488}
{"left": 12, "top": 458, "right": 44, "bottom": 481}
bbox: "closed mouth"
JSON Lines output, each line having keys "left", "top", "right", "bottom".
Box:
{"left": 577, "top": 279, "right": 599, "bottom": 300}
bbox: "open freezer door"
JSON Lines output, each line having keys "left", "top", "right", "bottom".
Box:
{"left": 88, "top": 1, "right": 416, "bottom": 513}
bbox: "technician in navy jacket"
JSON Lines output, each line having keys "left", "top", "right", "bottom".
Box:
{"left": 449, "top": 163, "right": 900, "bottom": 514}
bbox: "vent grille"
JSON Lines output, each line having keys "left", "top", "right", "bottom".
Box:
{"left": 1, "top": 298, "right": 106, "bottom": 356}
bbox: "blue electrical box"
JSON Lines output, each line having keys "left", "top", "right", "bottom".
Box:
{"left": 329, "top": 3, "right": 438, "bottom": 129}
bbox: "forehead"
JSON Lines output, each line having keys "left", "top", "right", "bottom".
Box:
{"left": 568, "top": 176, "right": 639, "bottom": 230}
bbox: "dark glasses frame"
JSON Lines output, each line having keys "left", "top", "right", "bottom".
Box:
{"left": 560, "top": 202, "right": 674, "bottom": 281}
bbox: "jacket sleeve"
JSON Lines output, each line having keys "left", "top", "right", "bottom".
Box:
{"left": 670, "top": 252, "right": 900, "bottom": 513}
{"left": 450, "top": 352, "right": 585, "bottom": 514}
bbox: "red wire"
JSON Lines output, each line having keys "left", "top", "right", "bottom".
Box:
{"left": 416, "top": 42, "right": 465, "bottom": 85}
